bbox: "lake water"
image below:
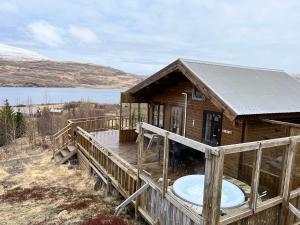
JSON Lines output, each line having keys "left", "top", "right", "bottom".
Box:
{"left": 0, "top": 87, "right": 124, "bottom": 106}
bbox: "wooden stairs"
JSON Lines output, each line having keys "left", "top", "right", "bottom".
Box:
{"left": 54, "top": 145, "right": 77, "bottom": 164}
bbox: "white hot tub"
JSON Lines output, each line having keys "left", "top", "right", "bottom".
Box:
{"left": 172, "top": 175, "right": 245, "bottom": 209}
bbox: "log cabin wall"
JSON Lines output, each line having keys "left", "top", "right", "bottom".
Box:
{"left": 148, "top": 77, "right": 243, "bottom": 178}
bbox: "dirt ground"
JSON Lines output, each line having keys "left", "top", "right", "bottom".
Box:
{"left": 0, "top": 137, "right": 143, "bottom": 225}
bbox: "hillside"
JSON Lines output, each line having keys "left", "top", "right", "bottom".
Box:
{"left": 0, "top": 59, "right": 143, "bottom": 88}
{"left": 0, "top": 43, "right": 143, "bottom": 89}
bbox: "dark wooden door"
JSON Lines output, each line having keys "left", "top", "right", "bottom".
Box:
{"left": 202, "top": 111, "right": 222, "bottom": 146}
{"left": 170, "top": 106, "right": 183, "bottom": 134}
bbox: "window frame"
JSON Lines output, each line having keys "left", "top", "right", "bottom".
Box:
{"left": 192, "top": 86, "right": 206, "bottom": 101}
{"left": 152, "top": 104, "right": 164, "bottom": 128}
{"left": 202, "top": 110, "right": 223, "bottom": 146}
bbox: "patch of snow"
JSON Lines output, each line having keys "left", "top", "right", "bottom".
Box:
{"left": 0, "top": 43, "right": 48, "bottom": 61}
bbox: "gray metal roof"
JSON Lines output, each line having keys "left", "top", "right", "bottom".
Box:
{"left": 180, "top": 58, "right": 300, "bottom": 116}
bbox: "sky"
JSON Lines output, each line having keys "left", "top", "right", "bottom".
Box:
{"left": 0, "top": 0, "right": 300, "bottom": 75}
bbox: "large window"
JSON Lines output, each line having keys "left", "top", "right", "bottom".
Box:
{"left": 121, "top": 103, "right": 149, "bottom": 129}
{"left": 152, "top": 104, "right": 164, "bottom": 128}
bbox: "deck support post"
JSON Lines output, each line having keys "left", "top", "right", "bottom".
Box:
{"left": 135, "top": 122, "right": 144, "bottom": 219}
{"left": 279, "top": 138, "right": 297, "bottom": 225}
{"left": 162, "top": 132, "right": 170, "bottom": 196}
{"left": 203, "top": 149, "right": 224, "bottom": 225}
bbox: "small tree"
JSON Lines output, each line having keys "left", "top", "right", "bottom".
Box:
{"left": 15, "top": 110, "right": 26, "bottom": 138}
{"left": 0, "top": 100, "right": 27, "bottom": 147}
{"left": 0, "top": 99, "right": 16, "bottom": 146}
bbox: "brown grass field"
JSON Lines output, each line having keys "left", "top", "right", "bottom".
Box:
{"left": 0, "top": 137, "right": 143, "bottom": 225}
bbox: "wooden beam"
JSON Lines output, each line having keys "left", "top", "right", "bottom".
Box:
{"left": 262, "top": 119, "right": 300, "bottom": 128}
{"left": 135, "top": 123, "right": 144, "bottom": 218}
{"left": 289, "top": 203, "right": 300, "bottom": 219}
{"left": 162, "top": 132, "right": 169, "bottom": 196}
{"left": 115, "top": 183, "right": 149, "bottom": 216}
{"left": 127, "top": 60, "right": 179, "bottom": 94}
{"left": 203, "top": 150, "right": 225, "bottom": 225}
{"left": 249, "top": 143, "right": 262, "bottom": 211}
{"left": 220, "top": 135, "right": 300, "bottom": 154}
{"left": 140, "top": 122, "right": 218, "bottom": 155}
{"left": 279, "top": 138, "right": 297, "bottom": 225}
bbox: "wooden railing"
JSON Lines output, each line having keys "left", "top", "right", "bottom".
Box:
{"left": 68, "top": 116, "right": 121, "bottom": 133}
{"left": 52, "top": 123, "right": 72, "bottom": 156}
{"left": 76, "top": 126, "right": 138, "bottom": 197}
{"left": 136, "top": 122, "right": 300, "bottom": 225}
{"left": 52, "top": 115, "right": 122, "bottom": 156}
{"left": 218, "top": 136, "right": 300, "bottom": 225}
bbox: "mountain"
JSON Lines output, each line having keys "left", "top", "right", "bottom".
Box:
{"left": 0, "top": 43, "right": 48, "bottom": 61}
{"left": 0, "top": 43, "right": 143, "bottom": 88}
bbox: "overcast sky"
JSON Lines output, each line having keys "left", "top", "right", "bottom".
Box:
{"left": 0, "top": 0, "right": 300, "bottom": 75}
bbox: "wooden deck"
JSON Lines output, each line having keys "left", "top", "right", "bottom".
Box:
{"left": 91, "top": 130, "right": 138, "bottom": 165}
{"left": 91, "top": 129, "right": 206, "bottom": 184}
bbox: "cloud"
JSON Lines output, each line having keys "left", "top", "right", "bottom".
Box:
{"left": 27, "top": 21, "right": 64, "bottom": 47}
{"left": 0, "top": 2, "right": 18, "bottom": 13}
{"left": 2, "top": 0, "right": 300, "bottom": 74}
{"left": 68, "top": 25, "right": 98, "bottom": 43}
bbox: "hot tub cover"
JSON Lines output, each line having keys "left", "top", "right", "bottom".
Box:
{"left": 173, "top": 175, "right": 245, "bottom": 208}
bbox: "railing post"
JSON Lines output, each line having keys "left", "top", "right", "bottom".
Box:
{"left": 249, "top": 143, "right": 262, "bottom": 211}
{"left": 162, "top": 132, "right": 169, "bottom": 196}
{"left": 203, "top": 149, "right": 224, "bottom": 225}
{"left": 279, "top": 138, "right": 297, "bottom": 225}
{"left": 135, "top": 122, "right": 144, "bottom": 218}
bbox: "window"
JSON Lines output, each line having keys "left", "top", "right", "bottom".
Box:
{"left": 202, "top": 111, "right": 222, "bottom": 146}
{"left": 192, "top": 86, "right": 205, "bottom": 101}
{"left": 152, "top": 104, "right": 164, "bottom": 128}
{"left": 121, "top": 103, "right": 149, "bottom": 130}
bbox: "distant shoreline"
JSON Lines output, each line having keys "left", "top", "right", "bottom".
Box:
{"left": 0, "top": 87, "right": 122, "bottom": 106}
{"left": 0, "top": 86, "right": 127, "bottom": 90}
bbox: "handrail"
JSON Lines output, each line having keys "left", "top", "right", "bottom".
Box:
{"left": 76, "top": 126, "right": 137, "bottom": 174}
{"left": 218, "top": 135, "right": 300, "bottom": 154}
{"left": 53, "top": 123, "right": 72, "bottom": 139}
{"left": 52, "top": 123, "right": 73, "bottom": 157}
{"left": 68, "top": 115, "right": 120, "bottom": 123}
{"left": 139, "top": 122, "right": 218, "bottom": 155}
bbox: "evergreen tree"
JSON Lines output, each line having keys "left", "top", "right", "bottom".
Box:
{"left": 15, "top": 110, "right": 25, "bottom": 138}
{"left": 0, "top": 99, "right": 15, "bottom": 146}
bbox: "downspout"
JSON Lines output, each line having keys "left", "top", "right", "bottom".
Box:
{"left": 181, "top": 92, "right": 188, "bottom": 137}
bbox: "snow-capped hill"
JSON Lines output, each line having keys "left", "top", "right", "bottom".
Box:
{"left": 0, "top": 43, "right": 48, "bottom": 61}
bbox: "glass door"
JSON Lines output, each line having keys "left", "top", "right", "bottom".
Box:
{"left": 170, "top": 106, "right": 183, "bottom": 135}
{"left": 202, "top": 111, "right": 222, "bottom": 146}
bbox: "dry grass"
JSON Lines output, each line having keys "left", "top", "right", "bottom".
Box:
{"left": 0, "top": 138, "right": 142, "bottom": 225}
{"left": 82, "top": 215, "right": 132, "bottom": 225}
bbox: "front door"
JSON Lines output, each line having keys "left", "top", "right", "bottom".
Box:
{"left": 170, "top": 106, "right": 183, "bottom": 135}
{"left": 202, "top": 111, "right": 222, "bottom": 146}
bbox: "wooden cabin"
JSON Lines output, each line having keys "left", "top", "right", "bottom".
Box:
{"left": 54, "top": 59, "right": 300, "bottom": 225}
{"left": 120, "top": 59, "right": 300, "bottom": 194}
